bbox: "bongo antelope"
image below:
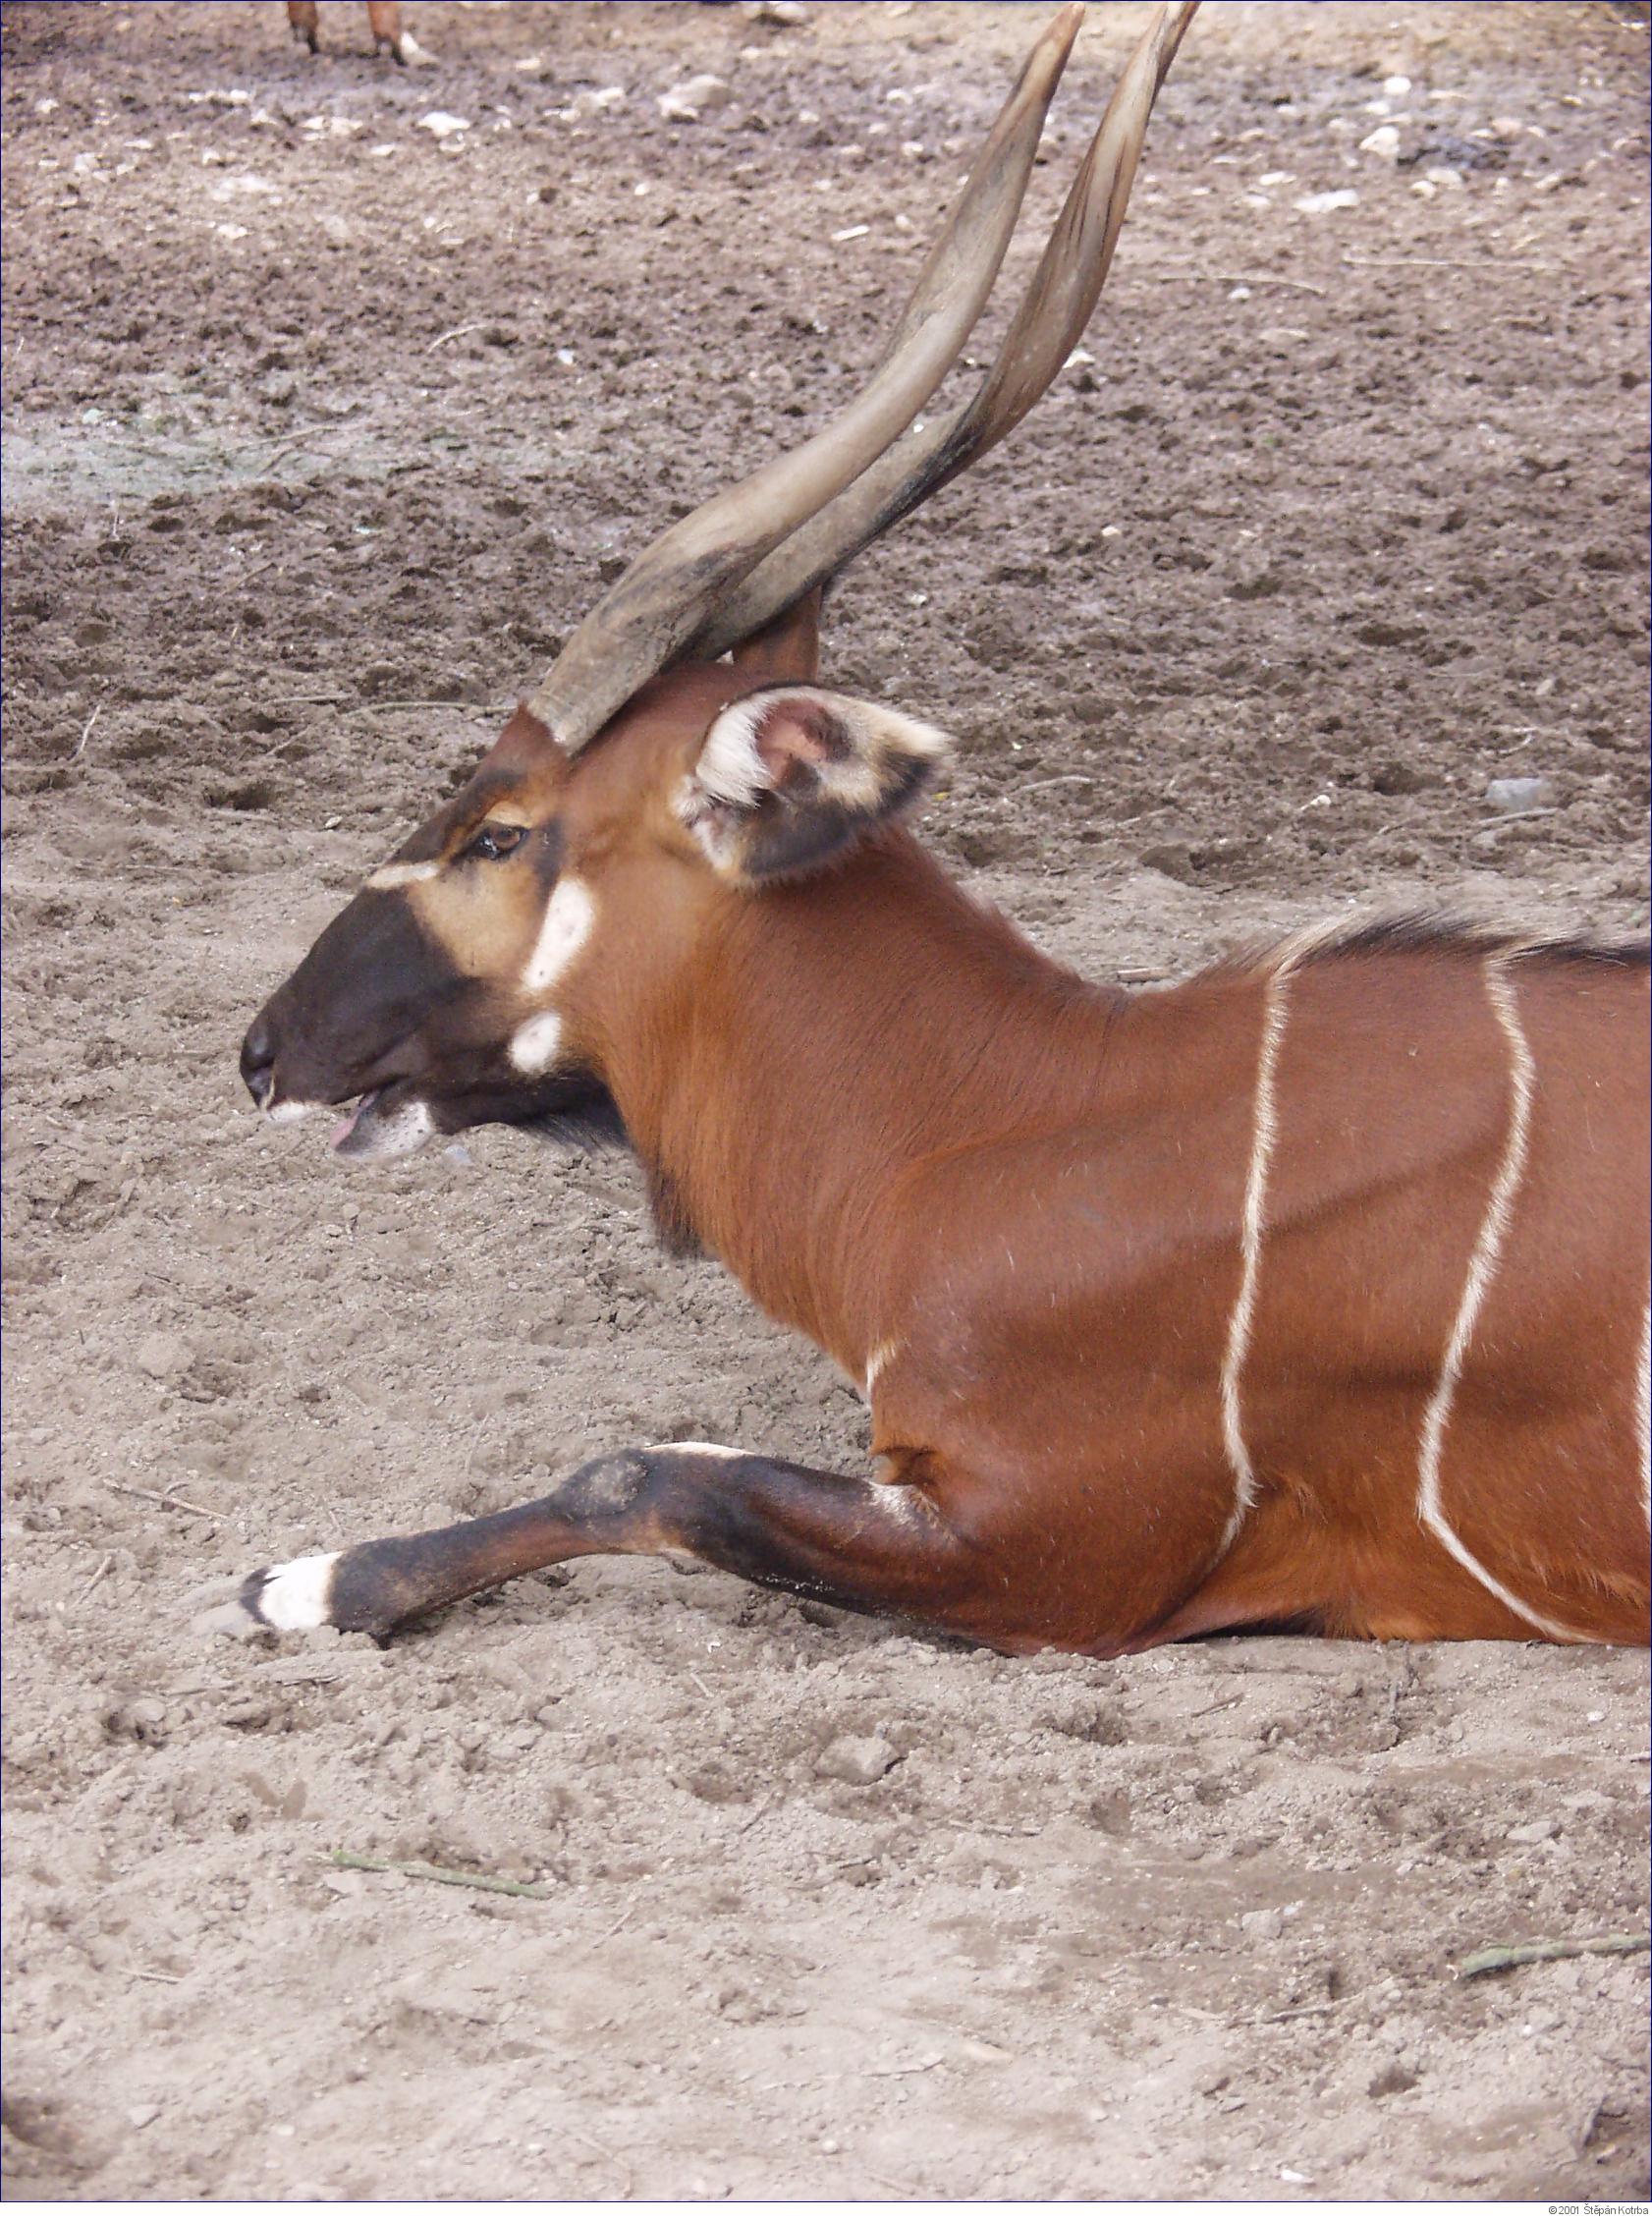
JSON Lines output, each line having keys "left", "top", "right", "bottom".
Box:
{"left": 286, "top": 1, "right": 415, "bottom": 65}
{"left": 208, "top": 3, "right": 1651, "bottom": 1658}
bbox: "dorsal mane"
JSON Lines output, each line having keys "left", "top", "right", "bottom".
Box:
{"left": 1231, "top": 913, "right": 1652, "bottom": 979}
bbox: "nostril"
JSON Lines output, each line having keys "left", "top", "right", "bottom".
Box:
{"left": 241, "top": 1019, "right": 277, "bottom": 1108}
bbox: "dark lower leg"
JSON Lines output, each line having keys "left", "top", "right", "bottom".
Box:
{"left": 205, "top": 1444, "right": 987, "bottom": 1642}
{"left": 287, "top": 1, "right": 319, "bottom": 50}
{"left": 366, "top": 1, "right": 405, "bottom": 58}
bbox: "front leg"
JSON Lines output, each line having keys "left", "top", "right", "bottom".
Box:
{"left": 365, "top": 2, "right": 406, "bottom": 62}
{"left": 196, "top": 1445, "right": 994, "bottom": 1644}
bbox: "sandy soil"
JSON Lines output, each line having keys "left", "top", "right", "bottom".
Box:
{"left": 3, "top": 0, "right": 1649, "bottom": 2201}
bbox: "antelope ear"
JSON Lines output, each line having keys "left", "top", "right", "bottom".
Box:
{"left": 677, "top": 686, "right": 952, "bottom": 885}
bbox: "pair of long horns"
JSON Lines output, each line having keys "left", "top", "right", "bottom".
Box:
{"left": 526, "top": 0, "right": 1198, "bottom": 756}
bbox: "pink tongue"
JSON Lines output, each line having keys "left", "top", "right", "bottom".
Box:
{"left": 331, "top": 1089, "right": 379, "bottom": 1150}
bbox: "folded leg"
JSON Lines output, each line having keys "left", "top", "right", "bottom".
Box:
{"left": 199, "top": 1443, "right": 991, "bottom": 1643}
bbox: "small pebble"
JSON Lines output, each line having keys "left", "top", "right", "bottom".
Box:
{"left": 1294, "top": 189, "right": 1360, "bottom": 214}
{"left": 1239, "top": 1907, "right": 1285, "bottom": 1940}
{"left": 135, "top": 1331, "right": 191, "bottom": 1381}
{"left": 815, "top": 1733, "right": 899, "bottom": 1785}
{"left": 1484, "top": 774, "right": 1554, "bottom": 814}
{"left": 659, "top": 76, "right": 733, "bottom": 123}
{"left": 127, "top": 2103, "right": 161, "bottom": 2130}
{"left": 1358, "top": 125, "right": 1402, "bottom": 162}
{"left": 416, "top": 112, "right": 469, "bottom": 140}
{"left": 1507, "top": 1816, "right": 1559, "bottom": 1844}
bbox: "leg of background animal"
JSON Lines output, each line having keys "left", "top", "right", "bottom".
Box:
{"left": 199, "top": 1445, "right": 995, "bottom": 1644}
{"left": 287, "top": 0, "right": 320, "bottom": 53}
{"left": 365, "top": 1, "right": 405, "bottom": 61}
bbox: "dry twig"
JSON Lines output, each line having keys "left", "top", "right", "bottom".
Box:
{"left": 1458, "top": 1932, "right": 1651, "bottom": 1979}
{"left": 74, "top": 701, "right": 104, "bottom": 758}
{"left": 76, "top": 1551, "right": 115, "bottom": 1603}
{"left": 103, "top": 1478, "right": 221, "bottom": 1520}
{"left": 328, "top": 1850, "right": 557, "bottom": 1901}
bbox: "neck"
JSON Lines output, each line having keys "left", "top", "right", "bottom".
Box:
{"left": 613, "top": 831, "right": 1125, "bottom": 1373}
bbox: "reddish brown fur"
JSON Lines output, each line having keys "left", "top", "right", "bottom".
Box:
{"left": 224, "top": 0, "right": 1647, "bottom": 1654}
{"left": 231, "top": 634, "right": 1649, "bottom": 1655}
{"left": 285, "top": 1, "right": 405, "bottom": 62}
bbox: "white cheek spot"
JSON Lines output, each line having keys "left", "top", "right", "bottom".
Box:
{"left": 523, "top": 877, "right": 595, "bottom": 995}
{"left": 266, "top": 1100, "right": 322, "bottom": 1127}
{"left": 365, "top": 861, "right": 442, "bottom": 891}
{"left": 253, "top": 1551, "right": 341, "bottom": 1631}
{"left": 510, "top": 1010, "right": 564, "bottom": 1076}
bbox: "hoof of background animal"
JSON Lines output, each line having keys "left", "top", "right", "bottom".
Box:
{"left": 191, "top": 1551, "right": 342, "bottom": 1639}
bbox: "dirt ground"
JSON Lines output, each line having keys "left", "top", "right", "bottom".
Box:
{"left": 2, "top": 0, "right": 1648, "bottom": 2202}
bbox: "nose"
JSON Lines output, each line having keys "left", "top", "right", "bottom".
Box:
{"left": 241, "top": 1014, "right": 276, "bottom": 1109}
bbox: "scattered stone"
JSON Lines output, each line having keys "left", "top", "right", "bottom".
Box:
{"left": 126, "top": 2103, "right": 161, "bottom": 2131}
{"left": 1294, "top": 189, "right": 1359, "bottom": 214}
{"left": 1358, "top": 125, "right": 1402, "bottom": 162}
{"left": 135, "top": 1331, "right": 191, "bottom": 1382}
{"left": 1382, "top": 74, "right": 1412, "bottom": 97}
{"left": 561, "top": 85, "right": 627, "bottom": 120}
{"left": 745, "top": 0, "right": 810, "bottom": 20}
{"left": 1507, "top": 1815, "right": 1560, "bottom": 1844}
{"left": 658, "top": 75, "right": 734, "bottom": 123}
{"left": 1485, "top": 775, "right": 1554, "bottom": 814}
{"left": 815, "top": 1732, "right": 899, "bottom": 1786}
{"left": 417, "top": 112, "right": 469, "bottom": 140}
{"left": 1239, "top": 1907, "right": 1286, "bottom": 1940}
{"left": 1371, "top": 758, "right": 1434, "bottom": 797}
{"left": 958, "top": 2036, "right": 1013, "bottom": 2065}
{"left": 1140, "top": 841, "right": 1196, "bottom": 884}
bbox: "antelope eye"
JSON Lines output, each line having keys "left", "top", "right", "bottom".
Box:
{"left": 468, "top": 822, "right": 528, "bottom": 861}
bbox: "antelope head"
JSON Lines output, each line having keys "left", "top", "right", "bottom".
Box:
{"left": 241, "top": 1, "right": 1196, "bottom": 1165}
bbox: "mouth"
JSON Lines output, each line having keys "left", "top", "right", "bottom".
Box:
{"left": 327, "top": 1082, "right": 436, "bottom": 1161}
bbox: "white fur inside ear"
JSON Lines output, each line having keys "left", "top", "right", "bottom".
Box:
{"left": 691, "top": 694, "right": 776, "bottom": 811}
{"left": 677, "top": 686, "right": 952, "bottom": 868}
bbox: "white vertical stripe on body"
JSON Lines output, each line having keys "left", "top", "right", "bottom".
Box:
{"left": 1415, "top": 952, "right": 1587, "bottom": 1641}
{"left": 1636, "top": 1295, "right": 1651, "bottom": 1530}
{"left": 1216, "top": 955, "right": 1296, "bottom": 1555}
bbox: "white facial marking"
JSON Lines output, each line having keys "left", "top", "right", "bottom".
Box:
{"left": 1216, "top": 953, "right": 1297, "bottom": 1559}
{"left": 366, "top": 860, "right": 442, "bottom": 891}
{"left": 266, "top": 1100, "right": 322, "bottom": 1127}
{"left": 510, "top": 1010, "right": 564, "bottom": 1077}
{"left": 252, "top": 1550, "right": 341, "bottom": 1632}
{"left": 349, "top": 1097, "right": 437, "bottom": 1162}
{"left": 523, "top": 877, "right": 595, "bottom": 995}
{"left": 1416, "top": 952, "right": 1589, "bottom": 1641}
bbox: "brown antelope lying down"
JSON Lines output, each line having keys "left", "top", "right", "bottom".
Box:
{"left": 209, "top": 3, "right": 1651, "bottom": 1657}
